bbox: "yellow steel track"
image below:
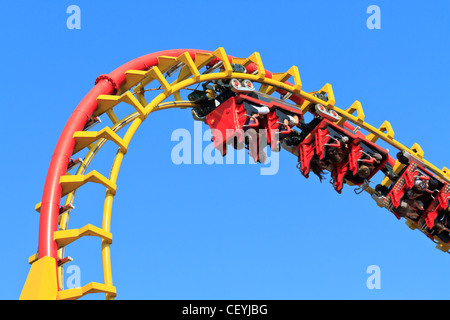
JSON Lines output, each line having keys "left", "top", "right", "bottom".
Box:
{"left": 24, "top": 48, "right": 450, "bottom": 300}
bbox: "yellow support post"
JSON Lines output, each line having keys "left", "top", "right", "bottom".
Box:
{"left": 337, "top": 100, "right": 365, "bottom": 126}
{"left": 177, "top": 52, "right": 201, "bottom": 82}
{"left": 20, "top": 256, "right": 59, "bottom": 300}
{"left": 442, "top": 167, "right": 450, "bottom": 180}
{"left": 172, "top": 91, "right": 182, "bottom": 101}
{"left": 259, "top": 65, "right": 302, "bottom": 95}
{"left": 318, "top": 83, "right": 336, "bottom": 107}
{"left": 366, "top": 120, "right": 394, "bottom": 142}
{"left": 436, "top": 242, "right": 450, "bottom": 253}
{"left": 405, "top": 219, "right": 417, "bottom": 230}
{"left": 147, "top": 67, "right": 172, "bottom": 93}
{"left": 28, "top": 253, "right": 39, "bottom": 265}
{"left": 120, "top": 91, "right": 146, "bottom": 119}
{"left": 106, "top": 109, "right": 120, "bottom": 125}
{"left": 411, "top": 143, "right": 424, "bottom": 159}
{"left": 212, "top": 47, "right": 233, "bottom": 76}
{"left": 242, "top": 52, "right": 266, "bottom": 80}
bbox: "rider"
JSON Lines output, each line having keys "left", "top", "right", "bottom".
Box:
{"left": 357, "top": 152, "right": 383, "bottom": 179}
{"left": 189, "top": 63, "right": 248, "bottom": 121}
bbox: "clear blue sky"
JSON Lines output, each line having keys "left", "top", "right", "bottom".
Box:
{"left": 2, "top": 0, "right": 450, "bottom": 300}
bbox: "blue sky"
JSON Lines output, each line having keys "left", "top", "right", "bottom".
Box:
{"left": 2, "top": 1, "right": 450, "bottom": 300}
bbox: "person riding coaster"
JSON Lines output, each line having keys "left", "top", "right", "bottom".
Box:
{"left": 189, "top": 63, "right": 303, "bottom": 163}
{"left": 189, "top": 63, "right": 251, "bottom": 121}
{"left": 372, "top": 157, "right": 447, "bottom": 226}
{"left": 308, "top": 135, "right": 350, "bottom": 182}
{"left": 431, "top": 206, "right": 450, "bottom": 242}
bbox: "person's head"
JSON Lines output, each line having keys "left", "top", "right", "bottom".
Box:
{"left": 372, "top": 152, "right": 382, "bottom": 162}
{"left": 327, "top": 147, "right": 343, "bottom": 163}
{"left": 414, "top": 177, "right": 428, "bottom": 191}
{"left": 358, "top": 165, "right": 371, "bottom": 178}
{"left": 428, "top": 178, "right": 439, "bottom": 191}
{"left": 434, "top": 221, "right": 448, "bottom": 234}
{"left": 413, "top": 199, "right": 424, "bottom": 211}
{"left": 310, "top": 156, "right": 327, "bottom": 182}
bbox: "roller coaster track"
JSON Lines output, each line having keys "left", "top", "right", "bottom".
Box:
{"left": 20, "top": 48, "right": 450, "bottom": 300}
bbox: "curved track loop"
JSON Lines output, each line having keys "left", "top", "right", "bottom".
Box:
{"left": 23, "top": 48, "right": 450, "bottom": 300}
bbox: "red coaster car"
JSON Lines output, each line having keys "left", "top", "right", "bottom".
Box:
{"left": 205, "top": 88, "right": 303, "bottom": 163}
{"left": 293, "top": 118, "right": 389, "bottom": 193}
{"left": 382, "top": 161, "right": 445, "bottom": 222}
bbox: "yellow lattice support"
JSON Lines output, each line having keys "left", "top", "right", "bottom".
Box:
{"left": 58, "top": 282, "right": 116, "bottom": 300}
{"left": 318, "top": 83, "right": 336, "bottom": 107}
{"left": 95, "top": 91, "right": 146, "bottom": 120}
{"left": 259, "top": 65, "right": 302, "bottom": 96}
{"left": 176, "top": 51, "right": 201, "bottom": 82}
{"left": 72, "top": 127, "right": 128, "bottom": 155}
{"left": 54, "top": 224, "right": 112, "bottom": 249}
{"left": 337, "top": 100, "right": 365, "bottom": 125}
{"left": 59, "top": 170, "right": 116, "bottom": 197}
{"left": 212, "top": 47, "right": 233, "bottom": 76}
{"left": 366, "top": 120, "right": 395, "bottom": 142}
